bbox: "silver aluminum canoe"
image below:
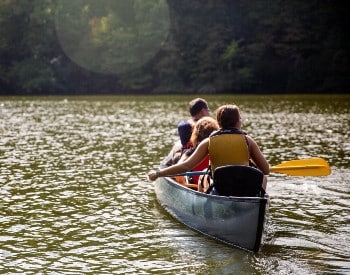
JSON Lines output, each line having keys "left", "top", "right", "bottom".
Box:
{"left": 154, "top": 176, "right": 269, "bottom": 252}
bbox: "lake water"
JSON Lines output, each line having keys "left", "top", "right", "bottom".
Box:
{"left": 0, "top": 94, "right": 349, "bottom": 274}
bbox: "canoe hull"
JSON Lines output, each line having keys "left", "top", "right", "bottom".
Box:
{"left": 155, "top": 176, "right": 269, "bottom": 252}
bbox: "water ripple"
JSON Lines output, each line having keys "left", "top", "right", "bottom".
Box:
{"left": 0, "top": 95, "right": 349, "bottom": 274}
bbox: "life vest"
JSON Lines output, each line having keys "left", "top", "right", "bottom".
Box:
{"left": 208, "top": 128, "right": 249, "bottom": 173}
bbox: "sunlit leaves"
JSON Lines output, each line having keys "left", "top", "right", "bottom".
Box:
{"left": 55, "top": 0, "right": 170, "bottom": 74}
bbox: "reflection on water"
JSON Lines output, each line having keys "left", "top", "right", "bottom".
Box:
{"left": 0, "top": 95, "right": 349, "bottom": 274}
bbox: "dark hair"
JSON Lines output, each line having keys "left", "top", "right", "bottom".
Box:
{"left": 189, "top": 98, "right": 208, "bottom": 116}
{"left": 216, "top": 104, "right": 240, "bottom": 129}
{"left": 177, "top": 120, "right": 193, "bottom": 146}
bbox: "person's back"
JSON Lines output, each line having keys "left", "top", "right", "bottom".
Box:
{"left": 209, "top": 129, "right": 249, "bottom": 172}
{"left": 167, "top": 120, "right": 193, "bottom": 166}
{"left": 207, "top": 105, "right": 269, "bottom": 191}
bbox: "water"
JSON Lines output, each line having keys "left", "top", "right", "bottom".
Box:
{"left": 0, "top": 94, "right": 349, "bottom": 274}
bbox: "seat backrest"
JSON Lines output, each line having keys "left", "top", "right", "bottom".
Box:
{"left": 212, "top": 165, "right": 264, "bottom": 197}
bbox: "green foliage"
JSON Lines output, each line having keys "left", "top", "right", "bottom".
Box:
{"left": 55, "top": 0, "right": 170, "bottom": 75}
{"left": 0, "top": 0, "right": 348, "bottom": 94}
{"left": 222, "top": 41, "right": 239, "bottom": 63}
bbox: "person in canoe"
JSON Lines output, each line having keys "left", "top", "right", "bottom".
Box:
{"left": 163, "top": 98, "right": 211, "bottom": 166}
{"left": 175, "top": 116, "right": 219, "bottom": 189}
{"left": 149, "top": 104, "right": 270, "bottom": 192}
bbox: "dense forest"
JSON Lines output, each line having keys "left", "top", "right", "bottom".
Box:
{"left": 0, "top": 0, "right": 348, "bottom": 95}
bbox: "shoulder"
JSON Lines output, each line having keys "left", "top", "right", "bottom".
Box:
{"left": 177, "top": 120, "right": 192, "bottom": 130}
{"left": 246, "top": 135, "right": 259, "bottom": 148}
{"left": 197, "top": 138, "right": 210, "bottom": 149}
{"left": 245, "top": 135, "right": 254, "bottom": 142}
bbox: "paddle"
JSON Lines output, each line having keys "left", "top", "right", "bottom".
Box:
{"left": 269, "top": 158, "right": 331, "bottom": 176}
{"left": 174, "top": 158, "right": 331, "bottom": 177}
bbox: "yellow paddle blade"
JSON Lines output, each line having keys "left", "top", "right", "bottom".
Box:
{"left": 270, "top": 158, "right": 331, "bottom": 176}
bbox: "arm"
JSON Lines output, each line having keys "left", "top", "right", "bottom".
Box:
{"left": 247, "top": 136, "right": 270, "bottom": 175}
{"left": 177, "top": 154, "right": 187, "bottom": 165}
{"left": 148, "top": 139, "right": 209, "bottom": 181}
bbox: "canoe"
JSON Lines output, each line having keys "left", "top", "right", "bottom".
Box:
{"left": 154, "top": 175, "right": 269, "bottom": 252}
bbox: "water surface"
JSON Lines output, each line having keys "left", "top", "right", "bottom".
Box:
{"left": 0, "top": 94, "right": 349, "bottom": 274}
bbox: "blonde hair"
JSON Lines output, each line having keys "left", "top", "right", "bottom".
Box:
{"left": 190, "top": 117, "right": 219, "bottom": 146}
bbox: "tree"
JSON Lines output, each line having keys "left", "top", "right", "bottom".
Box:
{"left": 0, "top": 0, "right": 348, "bottom": 94}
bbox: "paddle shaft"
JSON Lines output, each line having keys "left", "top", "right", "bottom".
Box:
{"left": 174, "top": 171, "right": 207, "bottom": 176}
{"left": 172, "top": 158, "right": 330, "bottom": 177}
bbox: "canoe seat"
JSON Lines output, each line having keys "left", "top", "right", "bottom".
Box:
{"left": 210, "top": 165, "right": 265, "bottom": 197}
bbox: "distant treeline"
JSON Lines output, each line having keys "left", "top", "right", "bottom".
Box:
{"left": 0, "top": 0, "right": 348, "bottom": 95}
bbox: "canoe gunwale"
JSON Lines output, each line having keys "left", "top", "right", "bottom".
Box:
{"left": 163, "top": 176, "right": 268, "bottom": 202}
